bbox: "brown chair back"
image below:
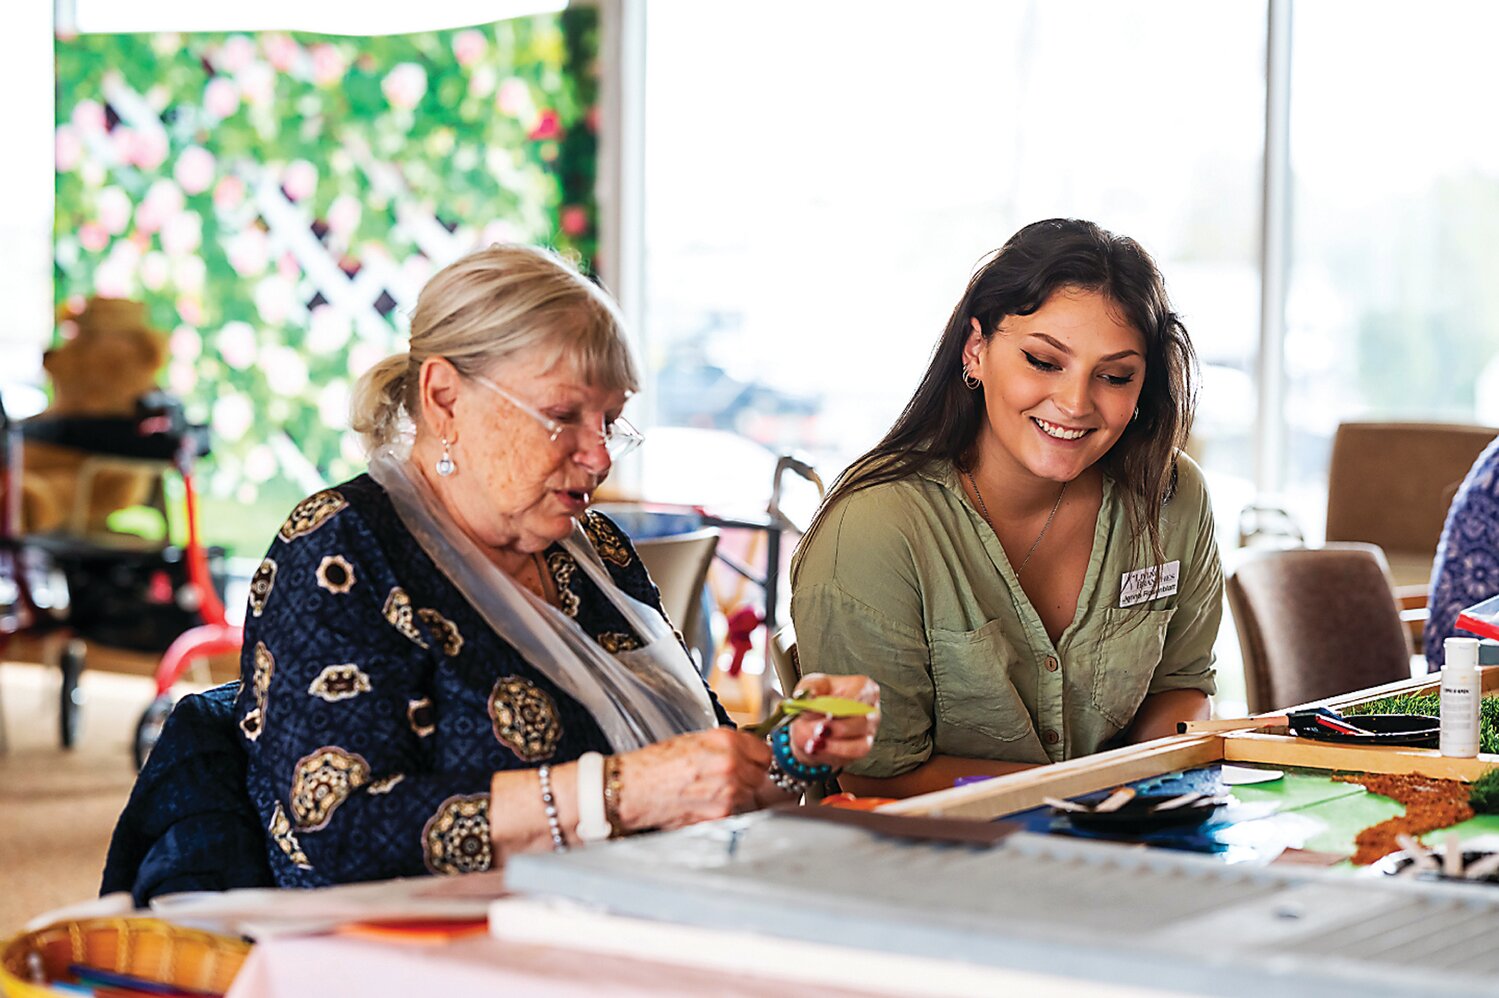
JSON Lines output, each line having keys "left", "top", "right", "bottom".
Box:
{"left": 1226, "top": 543, "right": 1413, "bottom": 713}
{"left": 1325, "top": 421, "right": 1497, "bottom": 585}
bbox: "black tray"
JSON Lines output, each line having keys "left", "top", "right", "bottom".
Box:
{"left": 1290, "top": 712, "right": 1439, "bottom": 747}
{"left": 1062, "top": 794, "right": 1225, "bottom": 834}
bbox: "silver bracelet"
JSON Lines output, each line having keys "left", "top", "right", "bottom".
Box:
{"left": 768, "top": 759, "right": 811, "bottom": 796}
{"left": 538, "top": 764, "right": 567, "bottom": 852}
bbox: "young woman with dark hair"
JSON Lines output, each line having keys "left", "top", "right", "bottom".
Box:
{"left": 790, "top": 219, "right": 1221, "bottom": 799}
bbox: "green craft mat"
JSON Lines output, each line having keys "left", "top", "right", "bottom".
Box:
{"left": 1227, "top": 770, "right": 1368, "bottom": 812}
{"left": 1226, "top": 768, "right": 1499, "bottom": 858}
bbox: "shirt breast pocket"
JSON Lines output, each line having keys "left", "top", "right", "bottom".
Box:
{"left": 1089, "top": 606, "right": 1176, "bottom": 730}
{"left": 928, "top": 617, "right": 1035, "bottom": 749}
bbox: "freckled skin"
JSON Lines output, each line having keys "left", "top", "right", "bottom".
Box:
{"left": 412, "top": 349, "right": 623, "bottom": 573}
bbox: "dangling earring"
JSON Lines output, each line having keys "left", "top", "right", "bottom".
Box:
{"left": 436, "top": 437, "right": 456, "bottom": 477}
{"left": 962, "top": 366, "right": 981, "bottom": 391}
{"left": 1131, "top": 406, "right": 1141, "bottom": 423}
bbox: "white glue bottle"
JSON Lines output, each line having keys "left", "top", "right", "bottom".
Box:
{"left": 1441, "top": 636, "right": 1481, "bottom": 758}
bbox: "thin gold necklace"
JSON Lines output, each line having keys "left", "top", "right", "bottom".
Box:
{"left": 962, "top": 467, "right": 1067, "bottom": 577}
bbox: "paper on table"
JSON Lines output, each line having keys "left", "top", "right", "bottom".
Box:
{"left": 149, "top": 871, "right": 509, "bottom": 939}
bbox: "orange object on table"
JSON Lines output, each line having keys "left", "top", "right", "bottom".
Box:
{"left": 820, "top": 792, "right": 898, "bottom": 812}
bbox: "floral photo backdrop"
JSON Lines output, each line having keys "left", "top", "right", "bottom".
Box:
{"left": 54, "top": 10, "right": 599, "bottom": 554}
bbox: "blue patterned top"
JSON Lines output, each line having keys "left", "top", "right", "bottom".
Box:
{"left": 235, "top": 474, "right": 728, "bottom": 887}
{"left": 1425, "top": 436, "right": 1499, "bottom": 670}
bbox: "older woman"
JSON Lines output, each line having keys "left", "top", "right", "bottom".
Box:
{"left": 791, "top": 219, "right": 1220, "bottom": 799}
{"left": 238, "top": 245, "right": 878, "bottom": 886}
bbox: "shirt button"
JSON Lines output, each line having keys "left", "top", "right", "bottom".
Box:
{"left": 1044, "top": 656, "right": 1059, "bottom": 673}
{"left": 1043, "top": 729, "right": 1060, "bottom": 745}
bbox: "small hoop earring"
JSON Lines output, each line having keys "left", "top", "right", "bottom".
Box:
{"left": 961, "top": 367, "right": 981, "bottom": 391}
{"left": 436, "top": 437, "right": 456, "bottom": 477}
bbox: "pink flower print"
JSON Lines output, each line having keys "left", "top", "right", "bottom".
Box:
{"left": 213, "top": 175, "right": 246, "bottom": 213}
{"left": 160, "top": 211, "right": 203, "bottom": 257}
{"left": 239, "top": 63, "right": 276, "bottom": 107}
{"left": 175, "top": 296, "right": 204, "bottom": 327}
{"left": 226, "top": 228, "right": 270, "bottom": 277}
{"left": 71, "top": 100, "right": 106, "bottom": 135}
{"left": 204, "top": 77, "right": 240, "bottom": 119}
{"left": 55, "top": 126, "right": 82, "bottom": 173}
{"left": 311, "top": 44, "right": 346, "bottom": 86}
{"left": 453, "top": 30, "right": 487, "bottom": 67}
{"left": 136, "top": 179, "right": 184, "bottom": 234}
{"left": 264, "top": 33, "right": 300, "bottom": 73}
{"left": 496, "top": 78, "right": 530, "bottom": 117}
{"left": 175, "top": 146, "right": 216, "bottom": 196}
{"left": 282, "top": 160, "right": 317, "bottom": 202}
{"left": 96, "top": 186, "right": 132, "bottom": 235}
{"left": 528, "top": 109, "right": 562, "bottom": 141}
{"left": 560, "top": 205, "right": 589, "bottom": 236}
{"left": 382, "top": 63, "right": 427, "bottom": 110}
{"left": 130, "top": 129, "right": 170, "bottom": 172}
{"left": 218, "top": 35, "right": 255, "bottom": 74}
{"left": 327, "top": 195, "right": 361, "bottom": 236}
{"left": 79, "top": 222, "right": 110, "bottom": 253}
{"left": 141, "top": 252, "right": 170, "bottom": 291}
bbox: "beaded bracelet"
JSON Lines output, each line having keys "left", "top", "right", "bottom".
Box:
{"left": 538, "top": 764, "right": 567, "bottom": 852}
{"left": 769, "top": 722, "right": 834, "bottom": 785}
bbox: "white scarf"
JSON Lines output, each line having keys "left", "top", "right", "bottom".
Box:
{"left": 368, "top": 445, "right": 717, "bottom": 751}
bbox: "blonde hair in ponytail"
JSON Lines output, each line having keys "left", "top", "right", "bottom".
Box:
{"left": 350, "top": 244, "right": 639, "bottom": 451}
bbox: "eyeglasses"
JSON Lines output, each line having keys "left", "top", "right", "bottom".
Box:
{"left": 466, "top": 373, "right": 645, "bottom": 461}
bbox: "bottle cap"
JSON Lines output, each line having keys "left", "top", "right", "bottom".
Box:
{"left": 1446, "top": 636, "right": 1480, "bottom": 671}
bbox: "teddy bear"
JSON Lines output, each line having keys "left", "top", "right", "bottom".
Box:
{"left": 21, "top": 297, "right": 169, "bottom": 535}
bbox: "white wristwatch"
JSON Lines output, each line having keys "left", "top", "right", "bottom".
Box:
{"left": 574, "top": 751, "right": 612, "bottom": 843}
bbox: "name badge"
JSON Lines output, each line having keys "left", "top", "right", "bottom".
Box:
{"left": 1119, "top": 561, "right": 1180, "bottom": 608}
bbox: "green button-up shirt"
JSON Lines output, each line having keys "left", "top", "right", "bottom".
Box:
{"left": 790, "top": 455, "right": 1221, "bottom": 777}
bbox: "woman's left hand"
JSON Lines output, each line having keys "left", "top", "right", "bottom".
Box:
{"left": 786, "top": 672, "right": 881, "bottom": 770}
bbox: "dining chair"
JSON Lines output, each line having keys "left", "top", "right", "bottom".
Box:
{"left": 633, "top": 527, "right": 719, "bottom": 670}
{"left": 1226, "top": 543, "right": 1414, "bottom": 714}
{"left": 1325, "top": 421, "right": 1497, "bottom": 587}
{"left": 768, "top": 623, "right": 800, "bottom": 698}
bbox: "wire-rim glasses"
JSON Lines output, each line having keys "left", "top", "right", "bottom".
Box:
{"left": 466, "top": 372, "right": 644, "bottom": 461}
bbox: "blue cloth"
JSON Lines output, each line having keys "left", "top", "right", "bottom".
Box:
{"left": 100, "top": 683, "right": 274, "bottom": 905}
{"left": 236, "top": 475, "right": 729, "bottom": 888}
{"left": 1426, "top": 436, "right": 1499, "bottom": 670}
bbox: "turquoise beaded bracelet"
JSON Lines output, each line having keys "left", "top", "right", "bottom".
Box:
{"left": 769, "top": 722, "right": 834, "bottom": 783}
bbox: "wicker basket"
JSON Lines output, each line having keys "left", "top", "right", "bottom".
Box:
{"left": 0, "top": 917, "right": 251, "bottom": 997}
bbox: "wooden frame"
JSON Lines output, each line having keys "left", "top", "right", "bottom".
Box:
{"left": 885, "top": 667, "right": 1499, "bottom": 822}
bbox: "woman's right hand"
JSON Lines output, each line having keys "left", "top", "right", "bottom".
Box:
{"left": 615, "top": 727, "right": 772, "bottom": 831}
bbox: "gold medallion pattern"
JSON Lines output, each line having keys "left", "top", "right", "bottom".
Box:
{"left": 307, "top": 664, "right": 372, "bottom": 703}
{"left": 269, "top": 802, "right": 312, "bottom": 870}
{"left": 416, "top": 608, "right": 464, "bottom": 657}
{"left": 383, "top": 588, "right": 427, "bottom": 647}
{"left": 583, "top": 511, "right": 633, "bottom": 568}
{"left": 487, "top": 676, "right": 562, "bottom": 761}
{"left": 544, "top": 551, "right": 580, "bottom": 618}
{"left": 408, "top": 697, "right": 435, "bottom": 737}
{"left": 597, "top": 631, "right": 643, "bottom": 654}
{"left": 248, "top": 558, "right": 276, "bottom": 617}
{"left": 252, "top": 642, "right": 275, "bottom": 700}
{"left": 315, "top": 554, "right": 356, "bottom": 595}
{"left": 422, "top": 794, "right": 492, "bottom": 875}
{"left": 289, "top": 746, "right": 371, "bottom": 830}
{"left": 277, "top": 489, "right": 348, "bottom": 542}
{"left": 367, "top": 773, "right": 405, "bottom": 795}
{"left": 239, "top": 706, "right": 263, "bottom": 742}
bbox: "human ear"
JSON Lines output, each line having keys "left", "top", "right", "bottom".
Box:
{"left": 418, "top": 357, "right": 463, "bottom": 440}
{"left": 962, "top": 317, "right": 988, "bottom": 372}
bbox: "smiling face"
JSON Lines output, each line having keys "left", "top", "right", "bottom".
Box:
{"left": 963, "top": 287, "right": 1147, "bottom": 486}
{"left": 419, "top": 347, "right": 629, "bottom": 559}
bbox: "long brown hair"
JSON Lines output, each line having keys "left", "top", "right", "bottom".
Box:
{"left": 795, "top": 218, "right": 1198, "bottom": 579}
